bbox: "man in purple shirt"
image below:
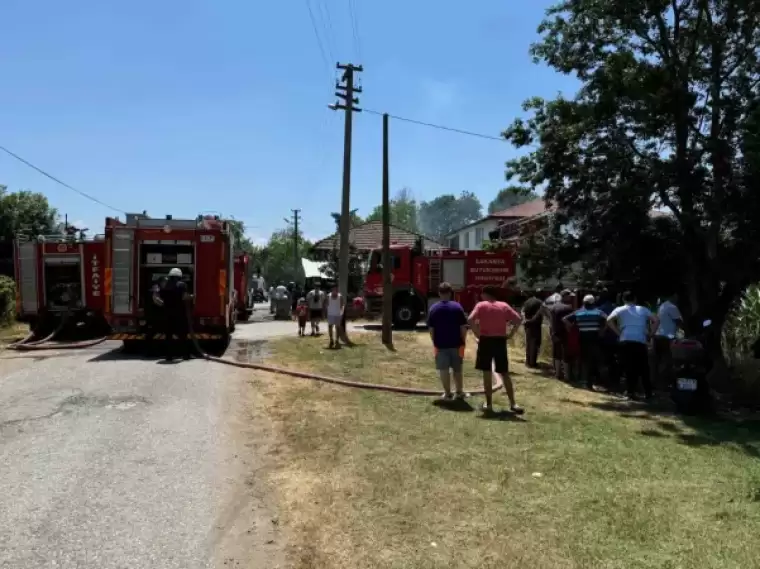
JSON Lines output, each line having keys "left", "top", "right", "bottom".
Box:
{"left": 427, "top": 282, "right": 468, "bottom": 400}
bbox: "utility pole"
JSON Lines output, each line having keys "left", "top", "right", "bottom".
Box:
{"left": 329, "top": 62, "right": 363, "bottom": 301}
{"left": 284, "top": 209, "right": 301, "bottom": 281}
{"left": 381, "top": 113, "right": 393, "bottom": 346}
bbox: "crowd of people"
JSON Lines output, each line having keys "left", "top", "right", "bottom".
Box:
{"left": 427, "top": 283, "right": 685, "bottom": 415}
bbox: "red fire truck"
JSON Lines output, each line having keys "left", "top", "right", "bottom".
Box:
{"left": 363, "top": 245, "right": 518, "bottom": 328}
{"left": 103, "top": 213, "right": 237, "bottom": 348}
{"left": 13, "top": 234, "right": 108, "bottom": 333}
{"left": 234, "top": 252, "right": 254, "bottom": 321}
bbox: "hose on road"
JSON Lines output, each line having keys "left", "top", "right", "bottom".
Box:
{"left": 7, "top": 310, "right": 108, "bottom": 352}
{"left": 185, "top": 308, "right": 504, "bottom": 396}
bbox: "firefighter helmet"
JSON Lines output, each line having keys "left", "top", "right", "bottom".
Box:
{"left": 168, "top": 267, "right": 183, "bottom": 278}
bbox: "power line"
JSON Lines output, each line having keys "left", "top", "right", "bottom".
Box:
{"left": 304, "top": 0, "right": 332, "bottom": 83}
{"left": 0, "top": 145, "right": 125, "bottom": 214}
{"left": 347, "top": 0, "right": 362, "bottom": 62}
{"left": 316, "top": 0, "right": 336, "bottom": 64}
{"left": 362, "top": 109, "right": 506, "bottom": 143}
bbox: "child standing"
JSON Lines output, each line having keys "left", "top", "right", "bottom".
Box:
{"left": 296, "top": 298, "right": 309, "bottom": 336}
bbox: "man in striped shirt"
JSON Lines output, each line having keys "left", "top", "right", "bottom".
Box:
{"left": 563, "top": 294, "right": 608, "bottom": 390}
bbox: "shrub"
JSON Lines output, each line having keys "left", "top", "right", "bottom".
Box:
{"left": 723, "top": 284, "right": 760, "bottom": 365}
{"left": 0, "top": 275, "right": 16, "bottom": 325}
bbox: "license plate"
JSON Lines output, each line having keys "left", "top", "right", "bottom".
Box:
{"left": 677, "top": 378, "right": 698, "bottom": 391}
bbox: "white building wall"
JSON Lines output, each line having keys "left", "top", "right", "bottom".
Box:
{"left": 446, "top": 219, "right": 500, "bottom": 251}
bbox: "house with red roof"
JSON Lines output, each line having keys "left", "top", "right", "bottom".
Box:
{"left": 444, "top": 199, "right": 551, "bottom": 250}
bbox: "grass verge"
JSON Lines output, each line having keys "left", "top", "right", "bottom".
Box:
{"left": 254, "top": 331, "right": 760, "bottom": 569}
{"left": 0, "top": 322, "right": 29, "bottom": 345}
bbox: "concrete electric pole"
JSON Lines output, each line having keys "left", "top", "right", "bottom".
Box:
{"left": 284, "top": 209, "right": 301, "bottom": 281}
{"left": 329, "top": 63, "right": 363, "bottom": 301}
{"left": 381, "top": 113, "right": 393, "bottom": 346}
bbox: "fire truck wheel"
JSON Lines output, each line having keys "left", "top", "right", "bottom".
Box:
{"left": 393, "top": 301, "right": 420, "bottom": 330}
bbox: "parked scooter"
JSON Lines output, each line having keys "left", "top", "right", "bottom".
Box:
{"left": 670, "top": 320, "right": 714, "bottom": 416}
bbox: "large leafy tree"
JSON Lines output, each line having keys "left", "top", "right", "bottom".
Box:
{"left": 365, "top": 187, "right": 419, "bottom": 232}
{"left": 488, "top": 186, "right": 538, "bottom": 214}
{"left": 503, "top": 0, "right": 760, "bottom": 354}
{"left": 261, "top": 227, "right": 311, "bottom": 285}
{"left": 418, "top": 191, "right": 483, "bottom": 241}
{"left": 226, "top": 218, "right": 256, "bottom": 254}
{"left": 0, "top": 186, "right": 60, "bottom": 242}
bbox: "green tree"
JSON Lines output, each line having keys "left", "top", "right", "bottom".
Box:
{"left": 226, "top": 218, "right": 256, "bottom": 254}
{"left": 502, "top": 0, "right": 760, "bottom": 357}
{"left": 365, "top": 187, "right": 419, "bottom": 232}
{"left": 330, "top": 209, "right": 363, "bottom": 230}
{"left": 0, "top": 187, "right": 60, "bottom": 242}
{"left": 487, "top": 186, "right": 538, "bottom": 214}
{"left": 418, "top": 191, "right": 482, "bottom": 242}
{"left": 261, "top": 227, "right": 311, "bottom": 285}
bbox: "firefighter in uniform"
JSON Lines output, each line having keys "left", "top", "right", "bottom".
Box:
{"left": 161, "top": 267, "right": 193, "bottom": 360}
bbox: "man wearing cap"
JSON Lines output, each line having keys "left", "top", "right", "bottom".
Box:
{"left": 564, "top": 294, "right": 608, "bottom": 390}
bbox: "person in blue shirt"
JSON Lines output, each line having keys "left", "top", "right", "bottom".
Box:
{"left": 564, "top": 294, "right": 608, "bottom": 390}
{"left": 607, "top": 291, "right": 660, "bottom": 400}
{"left": 427, "top": 282, "right": 468, "bottom": 401}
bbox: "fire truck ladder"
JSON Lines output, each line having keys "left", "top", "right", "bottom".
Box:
{"left": 429, "top": 257, "right": 442, "bottom": 291}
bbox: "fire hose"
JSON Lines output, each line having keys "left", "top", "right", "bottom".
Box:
{"left": 7, "top": 308, "right": 108, "bottom": 351}
{"left": 184, "top": 306, "right": 505, "bottom": 396}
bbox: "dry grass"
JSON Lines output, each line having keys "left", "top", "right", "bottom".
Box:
{"left": 252, "top": 331, "right": 760, "bottom": 569}
{"left": 0, "top": 322, "right": 29, "bottom": 344}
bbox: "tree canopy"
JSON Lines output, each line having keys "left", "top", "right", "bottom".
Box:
{"left": 0, "top": 186, "right": 60, "bottom": 242}
{"left": 418, "top": 191, "right": 483, "bottom": 242}
{"left": 365, "top": 188, "right": 419, "bottom": 232}
{"left": 487, "top": 186, "right": 538, "bottom": 214}
{"left": 502, "top": 0, "right": 760, "bottom": 344}
{"left": 260, "top": 226, "right": 311, "bottom": 285}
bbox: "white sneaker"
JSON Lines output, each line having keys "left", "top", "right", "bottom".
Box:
{"left": 455, "top": 392, "right": 470, "bottom": 400}
{"left": 440, "top": 392, "right": 454, "bottom": 401}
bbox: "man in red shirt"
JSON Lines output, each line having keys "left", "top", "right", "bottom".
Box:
{"left": 468, "top": 285, "right": 525, "bottom": 415}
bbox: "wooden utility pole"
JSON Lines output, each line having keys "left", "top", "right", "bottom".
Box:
{"left": 329, "top": 63, "right": 363, "bottom": 300}
{"left": 381, "top": 113, "right": 393, "bottom": 346}
{"left": 330, "top": 62, "right": 362, "bottom": 345}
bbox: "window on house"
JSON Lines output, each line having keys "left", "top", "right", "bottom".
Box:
{"left": 475, "top": 228, "right": 484, "bottom": 247}
{"left": 463, "top": 231, "right": 471, "bottom": 249}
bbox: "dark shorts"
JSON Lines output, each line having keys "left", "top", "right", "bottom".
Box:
{"left": 310, "top": 309, "right": 323, "bottom": 320}
{"left": 475, "top": 336, "right": 509, "bottom": 373}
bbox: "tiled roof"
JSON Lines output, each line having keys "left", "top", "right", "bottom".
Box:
{"left": 312, "top": 220, "right": 445, "bottom": 251}
{"left": 490, "top": 199, "right": 552, "bottom": 219}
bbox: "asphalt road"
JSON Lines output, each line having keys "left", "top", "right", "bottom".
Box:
{"left": 0, "top": 305, "right": 284, "bottom": 569}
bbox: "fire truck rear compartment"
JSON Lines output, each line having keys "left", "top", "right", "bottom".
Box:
{"left": 43, "top": 257, "right": 83, "bottom": 311}
{"left": 138, "top": 242, "right": 195, "bottom": 309}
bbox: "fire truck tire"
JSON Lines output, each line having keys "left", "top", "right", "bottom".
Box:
{"left": 237, "top": 311, "right": 251, "bottom": 322}
{"left": 393, "top": 300, "right": 420, "bottom": 330}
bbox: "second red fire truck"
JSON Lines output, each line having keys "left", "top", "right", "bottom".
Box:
{"left": 363, "top": 244, "right": 518, "bottom": 328}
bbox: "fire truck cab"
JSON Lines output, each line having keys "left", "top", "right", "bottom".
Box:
{"left": 103, "top": 213, "right": 236, "bottom": 348}
{"left": 13, "top": 234, "right": 108, "bottom": 333}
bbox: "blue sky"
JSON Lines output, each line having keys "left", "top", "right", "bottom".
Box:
{"left": 0, "top": 0, "right": 577, "bottom": 245}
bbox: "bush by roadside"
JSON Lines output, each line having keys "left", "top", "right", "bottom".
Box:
{"left": 0, "top": 275, "right": 15, "bottom": 326}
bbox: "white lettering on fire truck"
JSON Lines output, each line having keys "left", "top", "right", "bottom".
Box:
{"left": 91, "top": 254, "right": 101, "bottom": 297}
{"left": 474, "top": 258, "right": 506, "bottom": 265}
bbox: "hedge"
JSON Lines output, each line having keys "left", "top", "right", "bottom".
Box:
{"left": 0, "top": 275, "right": 15, "bottom": 325}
